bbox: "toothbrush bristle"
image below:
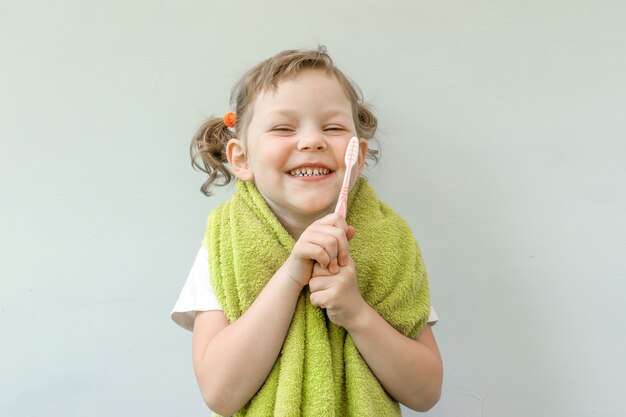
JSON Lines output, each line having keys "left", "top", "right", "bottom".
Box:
{"left": 345, "top": 137, "right": 359, "bottom": 165}
{"left": 334, "top": 137, "right": 359, "bottom": 218}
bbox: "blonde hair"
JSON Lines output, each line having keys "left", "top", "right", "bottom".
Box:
{"left": 190, "top": 46, "right": 379, "bottom": 196}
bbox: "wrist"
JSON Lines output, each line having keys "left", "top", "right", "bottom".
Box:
{"left": 278, "top": 264, "right": 307, "bottom": 293}
{"left": 344, "top": 299, "right": 374, "bottom": 335}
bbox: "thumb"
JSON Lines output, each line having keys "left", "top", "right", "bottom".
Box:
{"left": 346, "top": 225, "right": 356, "bottom": 241}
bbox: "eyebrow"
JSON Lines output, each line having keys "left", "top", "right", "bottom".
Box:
{"left": 321, "top": 109, "right": 352, "bottom": 118}
{"left": 266, "top": 109, "right": 297, "bottom": 119}
{"left": 264, "top": 108, "right": 352, "bottom": 120}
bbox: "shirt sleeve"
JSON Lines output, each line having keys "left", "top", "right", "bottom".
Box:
{"left": 171, "top": 246, "right": 439, "bottom": 332}
{"left": 427, "top": 306, "right": 439, "bottom": 326}
{"left": 171, "top": 246, "right": 221, "bottom": 331}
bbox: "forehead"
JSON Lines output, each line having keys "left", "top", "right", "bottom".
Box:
{"left": 254, "top": 69, "right": 352, "bottom": 109}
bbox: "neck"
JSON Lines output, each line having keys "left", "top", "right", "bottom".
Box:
{"left": 265, "top": 202, "right": 334, "bottom": 241}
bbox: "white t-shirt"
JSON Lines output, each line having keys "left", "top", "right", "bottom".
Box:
{"left": 171, "top": 246, "right": 438, "bottom": 331}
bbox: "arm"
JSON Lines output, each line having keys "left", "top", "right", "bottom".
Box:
{"left": 348, "top": 308, "right": 443, "bottom": 411}
{"left": 309, "top": 259, "right": 443, "bottom": 411}
{"left": 192, "top": 213, "right": 353, "bottom": 415}
{"left": 192, "top": 265, "right": 303, "bottom": 415}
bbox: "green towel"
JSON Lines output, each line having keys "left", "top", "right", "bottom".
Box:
{"left": 204, "top": 177, "right": 430, "bottom": 416}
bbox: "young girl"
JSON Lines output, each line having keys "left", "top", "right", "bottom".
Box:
{"left": 171, "top": 47, "right": 442, "bottom": 416}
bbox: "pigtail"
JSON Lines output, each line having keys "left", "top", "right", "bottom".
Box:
{"left": 190, "top": 117, "right": 235, "bottom": 196}
{"left": 357, "top": 104, "right": 380, "bottom": 164}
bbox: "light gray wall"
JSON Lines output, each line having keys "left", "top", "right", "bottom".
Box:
{"left": 2, "top": 1, "right": 625, "bottom": 416}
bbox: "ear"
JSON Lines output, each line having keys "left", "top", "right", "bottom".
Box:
{"left": 356, "top": 138, "right": 368, "bottom": 176}
{"left": 226, "top": 138, "right": 254, "bottom": 181}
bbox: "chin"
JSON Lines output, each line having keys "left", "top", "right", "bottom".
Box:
{"left": 295, "top": 201, "right": 335, "bottom": 217}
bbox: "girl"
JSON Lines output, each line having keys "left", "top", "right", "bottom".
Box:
{"left": 172, "top": 47, "right": 442, "bottom": 416}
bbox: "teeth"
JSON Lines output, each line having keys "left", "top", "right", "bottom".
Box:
{"left": 289, "top": 167, "right": 330, "bottom": 176}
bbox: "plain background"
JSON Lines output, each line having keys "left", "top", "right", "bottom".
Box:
{"left": 2, "top": 1, "right": 625, "bottom": 416}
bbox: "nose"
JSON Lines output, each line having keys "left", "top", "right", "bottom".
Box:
{"left": 296, "top": 131, "right": 327, "bottom": 151}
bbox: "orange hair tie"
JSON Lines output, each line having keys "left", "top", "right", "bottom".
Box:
{"left": 223, "top": 112, "right": 237, "bottom": 128}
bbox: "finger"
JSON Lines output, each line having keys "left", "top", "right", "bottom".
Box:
{"left": 315, "top": 212, "right": 350, "bottom": 232}
{"left": 310, "top": 287, "right": 338, "bottom": 310}
{"left": 329, "top": 258, "right": 339, "bottom": 274}
{"left": 300, "top": 242, "right": 331, "bottom": 269}
{"left": 304, "top": 226, "right": 348, "bottom": 267}
{"left": 310, "top": 289, "right": 330, "bottom": 309}
{"left": 312, "top": 262, "right": 333, "bottom": 277}
{"left": 305, "top": 229, "right": 340, "bottom": 256}
{"left": 346, "top": 225, "right": 356, "bottom": 241}
{"left": 300, "top": 231, "right": 338, "bottom": 267}
{"left": 309, "top": 224, "right": 349, "bottom": 267}
{"left": 336, "top": 232, "right": 350, "bottom": 268}
{"left": 309, "top": 275, "right": 333, "bottom": 293}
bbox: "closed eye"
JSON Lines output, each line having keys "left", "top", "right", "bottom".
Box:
{"left": 271, "top": 126, "right": 295, "bottom": 134}
{"left": 323, "top": 126, "right": 346, "bottom": 132}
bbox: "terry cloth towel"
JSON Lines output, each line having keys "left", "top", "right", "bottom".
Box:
{"left": 204, "top": 177, "right": 430, "bottom": 416}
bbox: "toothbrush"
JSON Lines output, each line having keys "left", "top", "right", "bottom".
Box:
{"left": 334, "top": 137, "right": 359, "bottom": 218}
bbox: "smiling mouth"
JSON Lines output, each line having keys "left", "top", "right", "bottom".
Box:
{"left": 288, "top": 167, "right": 331, "bottom": 177}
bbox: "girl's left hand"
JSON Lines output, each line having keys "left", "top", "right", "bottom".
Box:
{"left": 309, "top": 255, "right": 367, "bottom": 331}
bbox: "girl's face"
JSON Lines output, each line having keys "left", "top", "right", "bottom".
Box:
{"left": 228, "top": 69, "right": 367, "bottom": 226}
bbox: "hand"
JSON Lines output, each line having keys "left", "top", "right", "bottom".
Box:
{"left": 309, "top": 255, "right": 367, "bottom": 330}
{"left": 310, "top": 223, "right": 356, "bottom": 277}
{"left": 283, "top": 213, "right": 354, "bottom": 288}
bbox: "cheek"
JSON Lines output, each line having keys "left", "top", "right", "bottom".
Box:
{"left": 249, "top": 144, "right": 288, "bottom": 173}
{"left": 331, "top": 141, "right": 351, "bottom": 165}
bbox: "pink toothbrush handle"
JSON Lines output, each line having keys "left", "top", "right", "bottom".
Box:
{"left": 335, "top": 189, "right": 348, "bottom": 218}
